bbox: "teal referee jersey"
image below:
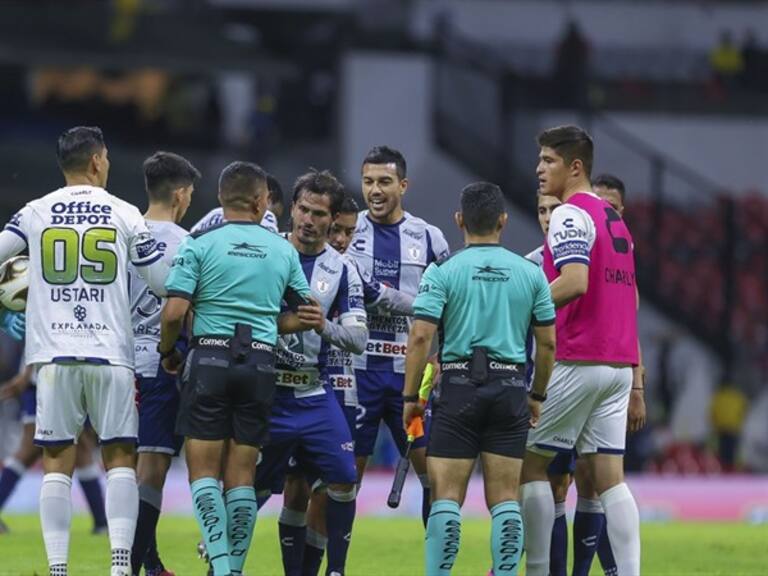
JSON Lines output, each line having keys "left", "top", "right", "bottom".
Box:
{"left": 413, "top": 243, "right": 555, "bottom": 363}
{"left": 165, "top": 221, "right": 311, "bottom": 343}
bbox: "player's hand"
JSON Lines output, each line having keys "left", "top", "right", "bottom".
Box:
{"left": 161, "top": 349, "right": 183, "bottom": 375}
{"left": 0, "top": 372, "right": 29, "bottom": 400}
{"left": 627, "top": 389, "right": 646, "bottom": 433}
{"left": 0, "top": 310, "right": 25, "bottom": 341}
{"left": 527, "top": 397, "right": 542, "bottom": 428}
{"left": 403, "top": 400, "right": 424, "bottom": 430}
{"left": 297, "top": 298, "right": 325, "bottom": 333}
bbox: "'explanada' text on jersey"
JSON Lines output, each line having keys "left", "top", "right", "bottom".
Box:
{"left": 276, "top": 243, "right": 366, "bottom": 394}
{"left": 190, "top": 207, "right": 278, "bottom": 234}
{"left": 3, "top": 186, "right": 164, "bottom": 368}
{"left": 414, "top": 245, "right": 555, "bottom": 363}
{"left": 543, "top": 192, "right": 639, "bottom": 364}
{"left": 129, "top": 220, "right": 187, "bottom": 377}
{"left": 348, "top": 211, "right": 449, "bottom": 373}
{"left": 165, "top": 222, "right": 311, "bottom": 344}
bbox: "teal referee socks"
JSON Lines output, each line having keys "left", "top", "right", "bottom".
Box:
{"left": 426, "top": 499, "right": 461, "bottom": 575}
{"left": 191, "top": 478, "right": 230, "bottom": 576}
{"left": 491, "top": 500, "right": 524, "bottom": 575}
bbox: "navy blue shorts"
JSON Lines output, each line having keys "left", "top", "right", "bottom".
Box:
{"left": 255, "top": 387, "right": 357, "bottom": 494}
{"left": 137, "top": 366, "right": 183, "bottom": 456}
{"left": 20, "top": 385, "right": 36, "bottom": 424}
{"left": 354, "top": 370, "right": 427, "bottom": 457}
{"left": 547, "top": 449, "right": 577, "bottom": 476}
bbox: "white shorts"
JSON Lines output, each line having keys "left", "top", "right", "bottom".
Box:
{"left": 34, "top": 363, "right": 138, "bottom": 446}
{"left": 527, "top": 362, "right": 632, "bottom": 456}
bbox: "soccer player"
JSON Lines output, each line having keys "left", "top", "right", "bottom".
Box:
{"left": 128, "top": 151, "right": 200, "bottom": 576}
{"left": 565, "top": 173, "right": 646, "bottom": 576}
{"left": 160, "top": 161, "right": 312, "bottom": 576}
{"left": 0, "top": 370, "right": 108, "bottom": 536}
{"left": 191, "top": 173, "right": 283, "bottom": 234}
{"left": 525, "top": 192, "right": 574, "bottom": 576}
{"left": 521, "top": 126, "right": 641, "bottom": 576}
{"left": 0, "top": 126, "right": 170, "bottom": 576}
{"left": 255, "top": 171, "right": 366, "bottom": 576}
{"left": 348, "top": 146, "right": 449, "bottom": 526}
{"left": 404, "top": 182, "right": 556, "bottom": 575}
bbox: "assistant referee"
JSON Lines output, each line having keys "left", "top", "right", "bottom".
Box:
{"left": 403, "top": 182, "right": 556, "bottom": 576}
{"left": 158, "top": 161, "right": 313, "bottom": 576}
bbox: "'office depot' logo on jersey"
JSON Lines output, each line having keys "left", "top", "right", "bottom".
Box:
{"left": 365, "top": 339, "right": 407, "bottom": 358}
{"left": 50, "top": 202, "right": 113, "bottom": 225}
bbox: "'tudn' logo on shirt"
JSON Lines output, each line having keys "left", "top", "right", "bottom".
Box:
{"left": 228, "top": 242, "right": 267, "bottom": 259}
{"left": 472, "top": 266, "right": 511, "bottom": 282}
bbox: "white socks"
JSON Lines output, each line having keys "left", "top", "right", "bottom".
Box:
{"left": 105, "top": 467, "right": 138, "bottom": 564}
{"left": 40, "top": 473, "right": 72, "bottom": 569}
{"left": 521, "top": 480, "right": 554, "bottom": 576}
{"left": 600, "top": 482, "right": 641, "bottom": 576}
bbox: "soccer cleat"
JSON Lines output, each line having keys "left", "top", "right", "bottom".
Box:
{"left": 145, "top": 569, "right": 176, "bottom": 576}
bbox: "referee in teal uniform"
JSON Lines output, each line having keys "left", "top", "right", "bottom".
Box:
{"left": 159, "top": 161, "right": 314, "bottom": 576}
{"left": 403, "top": 182, "right": 556, "bottom": 576}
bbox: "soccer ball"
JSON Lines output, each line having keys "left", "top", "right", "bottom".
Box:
{"left": 0, "top": 256, "right": 29, "bottom": 312}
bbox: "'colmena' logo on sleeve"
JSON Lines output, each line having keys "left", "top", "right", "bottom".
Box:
{"left": 228, "top": 242, "right": 267, "bottom": 259}
{"left": 472, "top": 266, "right": 511, "bottom": 282}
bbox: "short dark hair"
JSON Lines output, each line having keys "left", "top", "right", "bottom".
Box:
{"left": 362, "top": 146, "right": 407, "bottom": 180}
{"left": 460, "top": 182, "right": 506, "bottom": 235}
{"left": 292, "top": 169, "right": 345, "bottom": 215}
{"left": 143, "top": 151, "right": 201, "bottom": 204}
{"left": 537, "top": 125, "right": 593, "bottom": 177}
{"left": 592, "top": 173, "right": 626, "bottom": 202}
{"left": 56, "top": 126, "right": 105, "bottom": 173}
{"left": 266, "top": 174, "right": 284, "bottom": 208}
{"left": 218, "top": 161, "right": 268, "bottom": 210}
{"left": 339, "top": 195, "right": 360, "bottom": 215}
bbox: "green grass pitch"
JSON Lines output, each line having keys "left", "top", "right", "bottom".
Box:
{"left": 0, "top": 515, "right": 766, "bottom": 575}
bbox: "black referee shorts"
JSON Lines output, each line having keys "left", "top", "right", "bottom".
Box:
{"left": 176, "top": 343, "right": 276, "bottom": 447}
{"left": 427, "top": 366, "right": 530, "bottom": 460}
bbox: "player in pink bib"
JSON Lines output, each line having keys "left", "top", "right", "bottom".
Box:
{"left": 521, "top": 126, "right": 642, "bottom": 576}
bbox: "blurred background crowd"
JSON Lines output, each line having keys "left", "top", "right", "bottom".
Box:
{"left": 2, "top": 0, "right": 768, "bottom": 480}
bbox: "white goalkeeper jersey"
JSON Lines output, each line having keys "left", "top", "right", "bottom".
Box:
{"left": 0, "top": 185, "right": 168, "bottom": 368}
{"left": 129, "top": 220, "right": 188, "bottom": 377}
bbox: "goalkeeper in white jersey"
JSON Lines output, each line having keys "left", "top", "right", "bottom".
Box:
{"left": 0, "top": 127, "right": 169, "bottom": 576}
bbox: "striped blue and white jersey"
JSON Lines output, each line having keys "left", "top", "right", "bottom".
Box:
{"left": 275, "top": 241, "right": 366, "bottom": 396}
{"left": 348, "top": 211, "right": 449, "bottom": 373}
{"left": 190, "top": 207, "right": 279, "bottom": 235}
{"left": 129, "top": 220, "right": 188, "bottom": 377}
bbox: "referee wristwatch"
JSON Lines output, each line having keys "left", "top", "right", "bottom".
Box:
{"left": 529, "top": 390, "right": 547, "bottom": 402}
{"left": 402, "top": 394, "right": 419, "bottom": 403}
{"left": 157, "top": 344, "right": 175, "bottom": 360}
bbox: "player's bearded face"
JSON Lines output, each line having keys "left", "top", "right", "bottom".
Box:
{"left": 362, "top": 163, "right": 406, "bottom": 222}
{"left": 292, "top": 191, "right": 333, "bottom": 247}
{"left": 329, "top": 213, "right": 357, "bottom": 253}
{"left": 536, "top": 146, "right": 568, "bottom": 198}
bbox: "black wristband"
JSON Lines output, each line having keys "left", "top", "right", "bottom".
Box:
{"left": 403, "top": 394, "right": 419, "bottom": 403}
{"left": 529, "top": 391, "right": 547, "bottom": 402}
{"left": 157, "top": 344, "right": 175, "bottom": 360}
{"left": 632, "top": 387, "right": 645, "bottom": 392}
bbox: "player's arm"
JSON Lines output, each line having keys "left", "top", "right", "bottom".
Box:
{"left": 130, "top": 229, "right": 169, "bottom": 297}
{"left": 0, "top": 206, "right": 31, "bottom": 262}
{"left": 159, "top": 237, "right": 199, "bottom": 370}
{"left": 0, "top": 365, "right": 33, "bottom": 401}
{"left": 628, "top": 286, "right": 646, "bottom": 432}
{"left": 546, "top": 205, "right": 594, "bottom": 308}
{"left": 317, "top": 262, "right": 368, "bottom": 354}
{"left": 550, "top": 262, "right": 588, "bottom": 307}
{"left": 369, "top": 282, "right": 415, "bottom": 316}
